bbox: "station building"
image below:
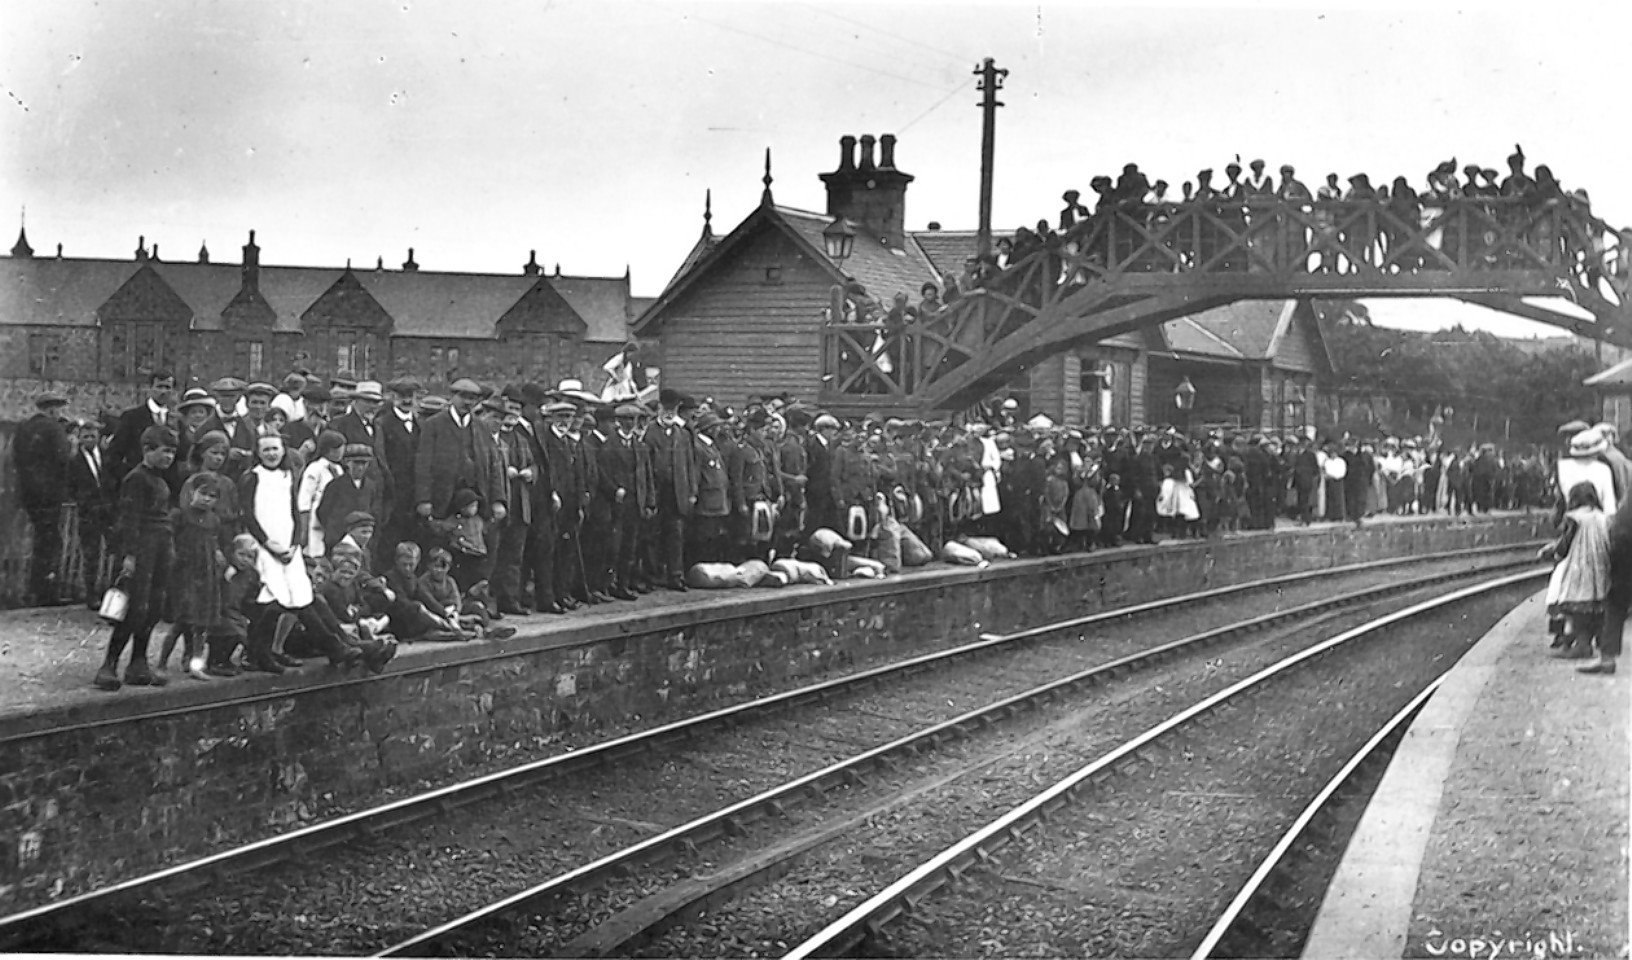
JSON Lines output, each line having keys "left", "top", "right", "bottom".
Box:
{"left": 0, "top": 229, "right": 644, "bottom": 421}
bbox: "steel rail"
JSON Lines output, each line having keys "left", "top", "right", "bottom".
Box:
{"left": 780, "top": 568, "right": 1546, "bottom": 960}
{"left": 372, "top": 558, "right": 1538, "bottom": 958}
{"left": 0, "top": 543, "right": 1535, "bottom": 949}
{"left": 1188, "top": 676, "right": 1442, "bottom": 959}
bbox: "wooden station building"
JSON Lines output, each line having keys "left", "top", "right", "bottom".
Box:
{"left": 634, "top": 134, "right": 1331, "bottom": 432}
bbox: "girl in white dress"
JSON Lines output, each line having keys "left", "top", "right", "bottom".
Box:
{"left": 239, "top": 435, "right": 361, "bottom": 672}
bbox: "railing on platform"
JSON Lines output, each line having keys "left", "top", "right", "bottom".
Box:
{"left": 820, "top": 195, "right": 1632, "bottom": 410}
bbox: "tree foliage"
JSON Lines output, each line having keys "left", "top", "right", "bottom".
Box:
{"left": 1318, "top": 301, "right": 1604, "bottom": 446}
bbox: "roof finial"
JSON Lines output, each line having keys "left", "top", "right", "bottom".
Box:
{"left": 761, "top": 147, "right": 774, "bottom": 206}
{"left": 702, "top": 189, "right": 713, "bottom": 238}
{"left": 10, "top": 207, "right": 33, "bottom": 258}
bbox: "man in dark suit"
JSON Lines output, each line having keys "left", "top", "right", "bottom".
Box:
{"left": 487, "top": 394, "right": 537, "bottom": 615}
{"left": 642, "top": 389, "right": 698, "bottom": 590}
{"left": 600, "top": 403, "right": 653, "bottom": 599}
{"left": 582, "top": 405, "right": 623, "bottom": 601}
{"left": 15, "top": 392, "right": 72, "bottom": 605}
{"left": 413, "top": 378, "right": 505, "bottom": 525}
{"left": 107, "top": 371, "right": 177, "bottom": 489}
{"left": 541, "top": 400, "right": 591, "bottom": 607}
{"left": 66, "top": 418, "right": 118, "bottom": 608}
{"left": 376, "top": 377, "right": 421, "bottom": 564}
{"left": 1291, "top": 436, "right": 1321, "bottom": 523}
{"left": 514, "top": 383, "right": 562, "bottom": 614}
{"left": 804, "top": 413, "right": 842, "bottom": 537}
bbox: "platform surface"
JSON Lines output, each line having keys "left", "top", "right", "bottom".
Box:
{"left": 1304, "top": 591, "right": 1630, "bottom": 959}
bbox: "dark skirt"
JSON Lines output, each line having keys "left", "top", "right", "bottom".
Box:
{"left": 171, "top": 509, "right": 225, "bottom": 629}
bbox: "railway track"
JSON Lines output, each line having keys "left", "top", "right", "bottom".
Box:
{"left": 0, "top": 546, "right": 1539, "bottom": 956}
{"left": 781, "top": 570, "right": 1543, "bottom": 960}
{"left": 1187, "top": 678, "right": 1441, "bottom": 959}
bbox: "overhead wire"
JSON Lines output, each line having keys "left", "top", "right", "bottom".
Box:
{"left": 898, "top": 76, "right": 976, "bottom": 133}
{"left": 792, "top": 2, "right": 975, "bottom": 69}
{"left": 678, "top": 8, "right": 946, "bottom": 90}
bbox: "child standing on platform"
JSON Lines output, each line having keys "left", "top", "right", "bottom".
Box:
{"left": 94, "top": 426, "right": 178, "bottom": 691}
{"left": 157, "top": 474, "right": 231, "bottom": 681}
{"left": 1542, "top": 481, "right": 1612, "bottom": 660}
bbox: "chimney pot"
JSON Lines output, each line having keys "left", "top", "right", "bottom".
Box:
{"left": 858, "top": 134, "right": 877, "bottom": 171}
{"left": 838, "top": 135, "right": 857, "bottom": 172}
{"left": 136, "top": 235, "right": 147, "bottom": 261}
{"left": 56, "top": 243, "right": 63, "bottom": 258}
{"left": 879, "top": 134, "right": 898, "bottom": 170}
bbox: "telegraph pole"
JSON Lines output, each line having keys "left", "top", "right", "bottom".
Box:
{"left": 975, "top": 57, "right": 1008, "bottom": 261}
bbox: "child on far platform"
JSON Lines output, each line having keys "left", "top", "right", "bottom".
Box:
{"left": 1541, "top": 480, "right": 1612, "bottom": 666}
{"left": 95, "top": 426, "right": 178, "bottom": 691}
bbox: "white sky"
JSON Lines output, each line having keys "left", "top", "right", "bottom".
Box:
{"left": 4, "top": 0, "right": 1628, "bottom": 339}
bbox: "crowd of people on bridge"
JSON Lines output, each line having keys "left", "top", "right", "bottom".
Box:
{"left": 12, "top": 365, "right": 1624, "bottom": 690}
{"left": 827, "top": 147, "right": 1630, "bottom": 397}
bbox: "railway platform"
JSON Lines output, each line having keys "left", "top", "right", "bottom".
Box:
{"left": 1304, "top": 591, "right": 1629, "bottom": 959}
{"left": 0, "top": 511, "right": 1550, "bottom": 921}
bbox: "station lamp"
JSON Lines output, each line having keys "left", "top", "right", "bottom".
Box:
{"left": 823, "top": 216, "right": 856, "bottom": 263}
{"left": 1174, "top": 376, "right": 1197, "bottom": 412}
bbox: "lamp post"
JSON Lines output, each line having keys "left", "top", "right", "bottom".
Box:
{"left": 1174, "top": 375, "right": 1197, "bottom": 436}
{"left": 824, "top": 216, "right": 859, "bottom": 394}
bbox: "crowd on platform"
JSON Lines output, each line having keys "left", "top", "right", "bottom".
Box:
{"left": 11, "top": 363, "right": 1621, "bottom": 691}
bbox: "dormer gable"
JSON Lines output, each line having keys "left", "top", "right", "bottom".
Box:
{"left": 495, "top": 278, "right": 589, "bottom": 339}
{"left": 302, "top": 267, "right": 394, "bottom": 332}
{"left": 96, "top": 263, "right": 192, "bottom": 326}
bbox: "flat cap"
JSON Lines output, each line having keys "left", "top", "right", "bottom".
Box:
{"left": 386, "top": 377, "right": 423, "bottom": 395}
{"left": 615, "top": 404, "right": 642, "bottom": 419}
{"left": 343, "top": 510, "right": 376, "bottom": 530}
{"left": 34, "top": 392, "right": 68, "bottom": 409}
{"left": 210, "top": 377, "right": 247, "bottom": 394}
{"left": 341, "top": 442, "right": 375, "bottom": 460}
{"left": 351, "top": 380, "right": 384, "bottom": 402}
{"left": 449, "top": 378, "right": 484, "bottom": 397}
{"left": 244, "top": 381, "right": 278, "bottom": 399}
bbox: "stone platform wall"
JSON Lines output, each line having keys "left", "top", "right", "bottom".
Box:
{"left": 0, "top": 514, "right": 1549, "bottom": 909}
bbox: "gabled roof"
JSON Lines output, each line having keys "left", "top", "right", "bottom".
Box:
{"left": 634, "top": 202, "right": 942, "bottom": 335}
{"left": 550, "top": 274, "right": 632, "bottom": 342}
{"left": 1159, "top": 301, "right": 1294, "bottom": 361}
{"left": 360, "top": 270, "right": 536, "bottom": 338}
{"left": 0, "top": 258, "right": 147, "bottom": 326}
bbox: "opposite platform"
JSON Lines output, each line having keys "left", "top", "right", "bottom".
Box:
{"left": 1304, "top": 591, "right": 1630, "bottom": 959}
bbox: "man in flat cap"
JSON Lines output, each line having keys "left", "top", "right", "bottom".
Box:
{"left": 641, "top": 388, "right": 698, "bottom": 590}
{"left": 201, "top": 377, "right": 256, "bottom": 480}
{"left": 318, "top": 443, "right": 387, "bottom": 558}
{"left": 414, "top": 378, "right": 506, "bottom": 536}
{"left": 271, "top": 371, "right": 308, "bottom": 425}
{"left": 15, "top": 392, "right": 72, "bottom": 604}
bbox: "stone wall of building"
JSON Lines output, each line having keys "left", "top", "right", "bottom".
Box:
{"left": 0, "top": 513, "right": 1548, "bottom": 909}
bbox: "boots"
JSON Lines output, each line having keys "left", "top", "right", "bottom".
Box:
{"left": 124, "top": 660, "right": 168, "bottom": 687}
{"left": 1550, "top": 637, "right": 1594, "bottom": 660}
{"left": 93, "top": 660, "right": 122, "bottom": 691}
{"left": 1578, "top": 655, "right": 1618, "bottom": 675}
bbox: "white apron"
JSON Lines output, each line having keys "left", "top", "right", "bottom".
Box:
{"left": 253, "top": 465, "right": 314, "bottom": 608}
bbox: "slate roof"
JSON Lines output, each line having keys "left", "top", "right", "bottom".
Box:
{"left": 0, "top": 254, "right": 635, "bottom": 342}
{"left": 1160, "top": 301, "right": 1295, "bottom": 361}
{"left": 776, "top": 205, "right": 941, "bottom": 303}
{"left": 909, "top": 230, "right": 980, "bottom": 279}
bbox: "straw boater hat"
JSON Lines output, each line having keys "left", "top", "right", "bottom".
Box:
{"left": 1569, "top": 429, "right": 1609, "bottom": 458}
{"left": 555, "top": 378, "right": 599, "bottom": 404}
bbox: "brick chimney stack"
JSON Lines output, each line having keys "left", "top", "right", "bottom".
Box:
{"left": 241, "top": 230, "right": 259, "bottom": 291}
{"left": 402, "top": 247, "right": 419, "bottom": 272}
{"left": 818, "top": 132, "right": 914, "bottom": 250}
{"left": 523, "top": 250, "right": 540, "bottom": 277}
